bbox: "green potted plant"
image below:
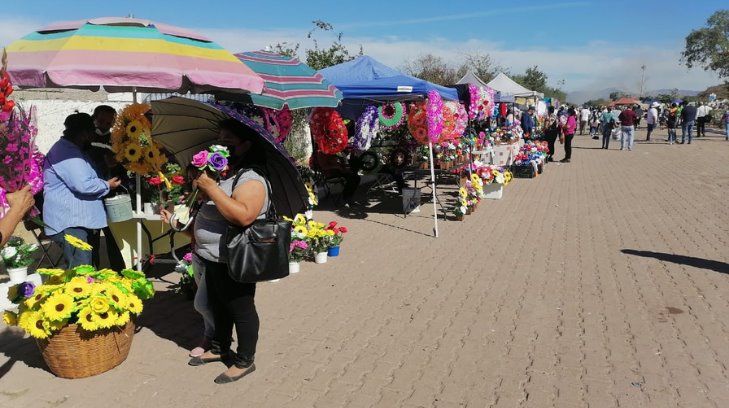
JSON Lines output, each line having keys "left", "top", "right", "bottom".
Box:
{"left": 1, "top": 236, "right": 38, "bottom": 283}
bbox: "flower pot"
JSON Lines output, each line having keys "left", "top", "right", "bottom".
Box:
{"left": 314, "top": 252, "right": 328, "bottom": 264}
{"left": 289, "top": 261, "right": 300, "bottom": 274}
{"left": 7, "top": 266, "right": 29, "bottom": 284}
{"left": 37, "top": 322, "right": 135, "bottom": 379}
{"left": 466, "top": 207, "right": 472, "bottom": 215}
{"left": 455, "top": 214, "right": 464, "bottom": 221}
{"left": 327, "top": 246, "right": 340, "bottom": 257}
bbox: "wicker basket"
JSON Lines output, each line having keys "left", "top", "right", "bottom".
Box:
{"left": 36, "top": 322, "right": 135, "bottom": 379}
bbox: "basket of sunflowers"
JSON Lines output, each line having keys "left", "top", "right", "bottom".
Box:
{"left": 3, "top": 261, "right": 154, "bottom": 379}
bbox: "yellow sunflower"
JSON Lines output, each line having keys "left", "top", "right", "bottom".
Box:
{"left": 88, "top": 295, "right": 110, "bottom": 314}
{"left": 95, "top": 310, "right": 119, "bottom": 329}
{"left": 41, "top": 292, "right": 74, "bottom": 321}
{"left": 24, "top": 291, "right": 46, "bottom": 310}
{"left": 293, "top": 214, "right": 307, "bottom": 226}
{"left": 2, "top": 311, "right": 18, "bottom": 326}
{"left": 47, "top": 318, "right": 68, "bottom": 333}
{"left": 23, "top": 310, "right": 50, "bottom": 339}
{"left": 106, "top": 286, "right": 128, "bottom": 310}
{"left": 64, "top": 234, "right": 93, "bottom": 251}
{"left": 65, "top": 277, "right": 92, "bottom": 299}
{"left": 293, "top": 225, "right": 308, "bottom": 235}
{"left": 115, "top": 311, "right": 131, "bottom": 327}
{"left": 124, "top": 143, "right": 143, "bottom": 163}
{"left": 37, "top": 268, "right": 66, "bottom": 277}
{"left": 126, "top": 294, "right": 143, "bottom": 315}
{"left": 77, "top": 307, "right": 99, "bottom": 331}
{"left": 459, "top": 187, "right": 468, "bottom": 199}
{"left": 126, "top": 120, "right": 146, "bottom": 140}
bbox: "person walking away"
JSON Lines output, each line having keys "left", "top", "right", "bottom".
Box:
{"left": 680, "top": 101, "right": 697, "bottom": 144}
{"left": 600, "top": 107, "right": 616, "bottom": 149}
{"left": 696, "top": 102, "right": 710, "bottom": 137}
{"left": 589, "top": 109, "right": 600, "bottom": 139}
{"left": 618, "top": 106, "right": 637, "bottom": 151}
{"left": 721, "top": 109, "right": 729, "bottom": 141}
{"left": 521, "top": 105, "right": 536, "bottom": 139}
{"left": 188, "top": 118, "right": 269, "bottom": 384}
{"left": 579, "top": 106, "right": 590, "bottom": 135}
{"left": 543, "top": 106, "right": 559, "bottom": 162}
{"left": 646, "top": 102, "right": 659, "bottom": 141}
{"left": 666, "top": 103, "right": 678, "bottom": 144}
{"left": 560, "top": 108, "right": 577, "bottom": 163}
{"left": 88, "top": 105, "right": 126, "bottom": 270}
{"left": 633, "top": 105, "right": 643, "bottom": 130}
{"left": 43, "top": 113, "right": 122, "bottom": 268}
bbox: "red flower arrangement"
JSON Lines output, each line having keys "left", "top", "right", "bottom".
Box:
{"left": 310, "top": 108, "right": 348, "bottom": 155}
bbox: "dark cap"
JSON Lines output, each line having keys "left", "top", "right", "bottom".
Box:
{"left": 63, "top": 112, "right": 95, "bottom": 135}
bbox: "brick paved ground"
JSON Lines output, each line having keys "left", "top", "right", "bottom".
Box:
{"left": 2, "top": 127, "right": 729, "bottom": 408}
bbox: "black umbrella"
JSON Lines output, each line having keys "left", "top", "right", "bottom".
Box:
{"left": 151, "top": 97, "right": 307, "bottom": 218}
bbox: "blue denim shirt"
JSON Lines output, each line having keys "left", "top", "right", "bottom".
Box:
{"left": 43, "top": 138, "right": 110, "bottom": 235}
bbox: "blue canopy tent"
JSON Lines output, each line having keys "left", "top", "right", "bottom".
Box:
{"left": 319, "top": 56, "right": 456, "bottom": 237}
{"left": 318, "top": 56, "right": 459, "bottom": 103}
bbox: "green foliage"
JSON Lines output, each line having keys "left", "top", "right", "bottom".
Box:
{"left": 402, "top": 54, "right": 461, "bottom": 85}
{"left": 511, "top": 65, "right": 566, "bottom": 101}
{"left": 609, "top": 91, "right": 627, "bottom": 101}
{"left": 305, "top": 20, "right": 362, "bottom": 70}
{"left": 682, "top": 10, "right": 729, "bottom": 79}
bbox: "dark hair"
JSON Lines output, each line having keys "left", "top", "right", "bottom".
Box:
{"left": 568, "top": 108, "right": 577, "bottom": 116}
{"left": 92, "top": 105, "right": 116, "bottom": 118}
{"left": 548, "top": 106, "right": 555, "bottom": 114}
{"left": 63, "top": 112, "right": 95, "bottom": 138}
{"left": 218, "top": 119, "right": 265, "bottom": 167}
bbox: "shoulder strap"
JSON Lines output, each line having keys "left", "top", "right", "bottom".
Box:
{"left": 231, "top": 167, "right": 277, "bottom": 220}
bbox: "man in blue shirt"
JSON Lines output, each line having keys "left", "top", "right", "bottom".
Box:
{"left": 520, "top": 106, "right": 536, "bottom": 138}
{"left": 43, "top": 113, "right": 121, "bottom": 268}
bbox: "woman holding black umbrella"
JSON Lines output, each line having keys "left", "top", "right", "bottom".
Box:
{"left": 185, "top": 118, "right": 268, "bottom": 384}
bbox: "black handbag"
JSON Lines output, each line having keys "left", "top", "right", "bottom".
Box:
{"left": 224, "top": 168, "right": 292, "bottom": 283}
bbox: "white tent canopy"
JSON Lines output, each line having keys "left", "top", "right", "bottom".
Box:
{"left": 486, "top": 72, "right": 544, "bottom": 98}
{"left": 456, "top": 71, "right": 489, "bottom": 88}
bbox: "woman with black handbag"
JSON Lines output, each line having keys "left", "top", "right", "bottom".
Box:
{"left": 187, "top": 119, "right": 269, "bottom": 384}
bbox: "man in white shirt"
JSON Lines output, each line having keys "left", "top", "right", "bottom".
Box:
{"left": 696, "top": 102, "right": 711, "bottom": 137}
{"left": 646, "top": 102, "right": 659, "bottom": 141}
{"left": 579, "top": 106, "right": 591, "bottom": 135}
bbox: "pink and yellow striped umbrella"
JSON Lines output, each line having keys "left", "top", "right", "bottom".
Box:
{"left": 5, "top": 17, "right": 264, "bottom": 94}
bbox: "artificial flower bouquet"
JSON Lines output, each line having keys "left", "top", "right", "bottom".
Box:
{"left": 324, "top": 221, "right": 348, "bottom": 248}
{"left": 453, "top": 188, "right": 468, "bottom": 218}
{"left": 286, "top": 214, "right": 330, "bottom": 255}
{"left": 1, "top": 236, "right": 38, "bottom": 269}
{"left": 174, "top": 252, "right": 195, "bottom": 296}
{"left": 2, "top": 265, "right": 154, "bottom": 339}
{"left": 145, "top": 163, "right": 188, "bottom": 207}
{"left": 111, "top": 103, "right": 167, "bottom": 175}
{"left": 183, "top": 145, "right": 230, "bottom": 210}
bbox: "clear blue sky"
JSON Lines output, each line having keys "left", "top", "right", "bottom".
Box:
{"left": 2, "top": 1, "right": 725, "bottom": 93}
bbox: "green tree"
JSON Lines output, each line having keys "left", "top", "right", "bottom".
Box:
{"left": 682, "top": 10, "right": 729, "bottom": 79}
{"left": 609, "top": 91, "right": 626, "bottom": 101}
{"left": 304, "top": 20, "right": 362, "bottom": 70}
{"left": 511, "top": 65, "right": 565, "bottom": 101}
{"left": 402, "top": 54, "right": 461, "bottom": 85}
{"left": 458, "top": 52, "right": 503, "bottom": 83}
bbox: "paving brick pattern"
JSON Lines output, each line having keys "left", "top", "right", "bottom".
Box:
{"left": 1, "top": 129, "right": 729, "bottom": 407}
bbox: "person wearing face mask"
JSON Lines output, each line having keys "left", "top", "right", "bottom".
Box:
{"left": 87, "top": 105, "right": 127, "bottom": 270}
{"left": 43, "top": 113, "right": 122, "bottom": 268}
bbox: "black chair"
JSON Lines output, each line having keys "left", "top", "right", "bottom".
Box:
{"left": 23, "top": 219, "right": 63, "bottom": 268}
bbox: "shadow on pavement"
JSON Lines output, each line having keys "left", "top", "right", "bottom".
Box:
{"left": 0, "top": 329, "right": 47, "bottom": 378}
{"left": 621, "top": 249, "right": 729, "bottom": 274}
{"left": 136, "top": 286, "right": 200, "bottom": 351}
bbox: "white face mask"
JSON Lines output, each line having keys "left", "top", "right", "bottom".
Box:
{"left": 95, "top": 128, "right": 110, "bottom": 136}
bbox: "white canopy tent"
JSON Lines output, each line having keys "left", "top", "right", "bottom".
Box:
{"left": 487, "top": 72, "right": 544, "bottom": 99}
{"left": 456, "top": 71, "right": 489, "bottom": 88}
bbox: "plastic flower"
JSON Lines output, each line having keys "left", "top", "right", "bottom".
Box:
{"left": 294, "top": 225, "right": 308, "bottom": 235}
{"left": 124, "top": 143, "right": 143, "bottom": 163}
{"left": 41, "top": 292, "right": 74, "bottom": 321}
{"left": 208, "top": 152, "right": 228, "bottom": 172}
{"left": 64, "top": 234, "right": 93, "bottom": 251}
{"left": 2, "top": 310, "right": 18, "bottom": 326}
{"left": 191, "top": 150, "right": 209, "bottom": 168}
{"left": 106, "top": 286, "right": 128, "bottom": 309}
{"left": 24, "top": 291, "right": 46, "bottom": 310}
{"left": 23, "top": 310, "right": 50, "bottom": 339}
{"left": 126, "top": 120, "right": 145, "bottom": 140}
{"left": 116, "top": 311, "right": 131, "bottom": 326}
{"left": 94, "top": 310, "right": 119, "bottom": 329}
{"left": 126, "top": 294, "right": 143, "bottom": 315}
{"left": 89, "top": 295, "right": 110, "bottom": 314}
{"left": 459, "top": 187, "right": 468, "bottom": 199}
{"left": 77, "top": 307, "right": 99, "bottom": 331}
{"left": 65, "top": 276, "right": 92, "bottom": 299}
{"left": 147, "top": 176, "right": 163, "bottom": 186}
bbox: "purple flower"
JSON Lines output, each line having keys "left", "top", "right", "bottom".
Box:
{"left": 208, "top": 152, "right": 228, "bottom": 172}
{"left": 86, "top": 276, "right": 95, "bottom": 284}
{"left": 18, "top": 281, "right": 35, "bottom": 298}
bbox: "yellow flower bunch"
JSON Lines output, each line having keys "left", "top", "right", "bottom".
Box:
{"left": 111, "top": 103, "right": 167, "bottom": 175}
{"left": 5, "top": 265, "right": 154, "bottom": 339}
{"left": 305, "top": 183, "right": 318, "bottom": 208}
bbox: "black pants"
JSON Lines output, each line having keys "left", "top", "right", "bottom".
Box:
{"left": 91, "top": 226, "right": 126, "bottom": 270}
{"left": 602, "top": 126, "right": 612, "bottom": 149}
{"left": 696, "top": 118, "right": 705, "bottom": 137}
{"left": 564, "top": 133, "right": 574, "bottom": 159}
{"left": 204, "top": 258, "right": 258, "bottom": 368}
{"left": 544, "top": 131, "right": 558, "bottom": 159}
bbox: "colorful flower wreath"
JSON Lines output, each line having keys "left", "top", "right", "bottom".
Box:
{"left": 377, "top": 102, "right": 405, "bottom": 130}
{"left": 111, "top": 103, "right": 167, "bottom": 175}
{"left": 353, "top": 105, "right": 378, "bottom": 153}
{"left": 407, "top": 101, "right": 429, "bottom": 145}
{"left": 468, "top": 84, "right": 480, "bottom": 120}
{"left": 236, "top": 105, "right": 293, "bottom": 143}
{"left": 310, "top": 108, "right": 348, "bottom": 155}
{"left": 426, "top": 91, "right": 444, "bottom": 143}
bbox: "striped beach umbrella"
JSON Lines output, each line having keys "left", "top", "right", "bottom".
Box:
{"left": 236, "top": 50, "right": 342, "bottom": 110}
{"left": 5, "top": 17, "right": 264, "bottom": 94}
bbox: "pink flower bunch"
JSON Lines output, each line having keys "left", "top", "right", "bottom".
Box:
{"left": 468, "top": 84, "right": 480, "bottom": 120}
{"left": 426, "top": 90, "right": 444, "bottom": 143}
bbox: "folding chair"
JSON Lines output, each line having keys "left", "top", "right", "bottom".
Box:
{"left": 23, "top": 219, "right": 63, "bottom": 268}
